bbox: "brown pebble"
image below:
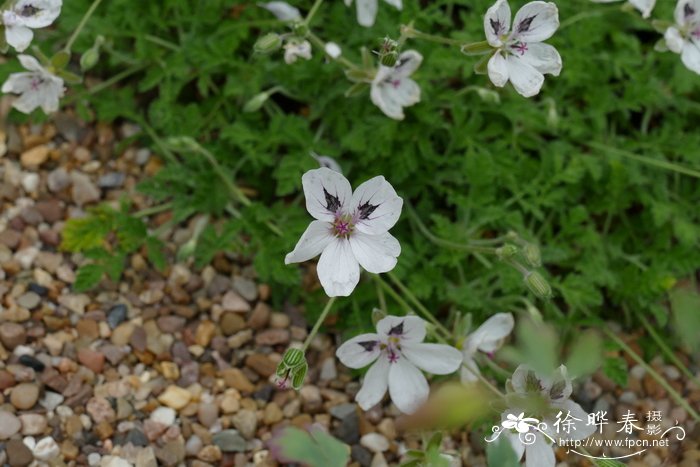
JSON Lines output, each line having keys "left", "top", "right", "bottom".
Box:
{"left": 77, "top": 348, "right": 105, "bottom": 373}
{"left": 221, "top": 368, "right": 255, "bottom": 393}
{"left": 10, "top": 383, "right": 39, "bottom": 410}
{"left": 245, "top": 354, "right": 277, "bottom": 378}
{"left": 5, "top": 438, "right": 33, "bottom": 466}
{"left": 220, "top": 313, "right": 246, "bottom": 336}
{"left": 0, "top": 322, "right": 26, "bottom": 350}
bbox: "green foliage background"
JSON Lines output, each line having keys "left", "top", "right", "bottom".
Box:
{"left": 5, "top": 0, "right": 700, "bottom": 351}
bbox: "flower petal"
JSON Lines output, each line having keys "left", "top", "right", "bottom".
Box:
{"left": 5, "top": 25, "right": 34, "bottom": 52}
{"left": 356, "top": 357, "right": 390, "bottom": 410}
{"left": 302, "top": 167, "right": 353, "bottom": 222}
{"left": 460, "top": 353, "right": 481, "bottom": 383}
{"left": 665, "top": 27, "right": 684, "bottom": 53}
{"left": 629, "top": 0, "right": 656, "bottom": 18}
{"left": 511, "top": 1, "right": 559, "bottom": 43}
{"left": 17, "top": 54, "right": 45, "bottom": 72}
{"left": 349, "top": 231, "right": 400, "bottom": 274}
{"left": 550, "top": 399, "right": 596, "bottom": 441}
{"left": 393, "top": 50, "right": 423, "bottom": 78}
{"left": 316, "top": 237, "right": 360, "bottom": 297}
{"left": 377, "top": 315, "right": 426, "bottom": 342}
{"left": 388, "top": 357, "right": 429, "bottom": 413}
{"left": 1, "top": 72, "right": 34, "bottom": 94}
{"left": 545, "top": 365, "right": 573, "bottom": 400}
{"left": 258, "top": 1, "right": 302, "bottom": 21}
{"left": 518, "top": 42, "right": 562, "bottom": 76}
{"left": 675, "top": 0, "right": 700, "bottom": 27}
{"left": 484, "top": 0, "right": 512, "bottom": 47}
{"left": 509, "top": 364, "right": 541, "bottom": 394}
{"left": 355, "top": 0, "right": 378, "bottom": 27}
{"left": 465, "top": 313, "right": 514, "bottom": 353}
{"left": 487, "top": 52, "right": 510, "bottom": 88}
{"left": 384, "top": 0, "right": 402, "bottom": 9}
{"left": 505, "top": 55, "right": 545, "bottom": 97}
{"left": 284, "top": 220, "right": 334, "bottom": 264}
{"left": 336, "top": 333, "right": 382, "bottom": 369}
{"left": 681, "top": 41, "right": 700, "bottom": 74}
{"left": 505, "top": 430, "right": 526, "bottom": 461}
{"left": 12, "top": 0, "right": 62, "bottom": 28}
{"left": 401, "top": 342, "right": 462, "bottom": 375}
{"left": 370, "top": 73, "right": 421, "bottom": 120}
{"left": 350, "top": 176, "right": 403, "bottom": 235}
{"left": 525, "top": 434, "right": 555, "bottom": 467}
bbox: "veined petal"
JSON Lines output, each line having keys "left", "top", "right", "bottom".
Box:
{"left": 401, "top": 342, "right": 462, "bottom": 375}
{"left": 258, "top": 1, "right": 302, "bottom": 21}
{"left": 377, "top": 315, "right": 426, "bottom": 342}
{"left": 545, "top": 365, "right": 573, "bottom": 400}
{"left": 681, "top": 41, "right": 700, "bottom": 74}
{"left": 356, "top": 0, "right": 378, "bottom": 27}
{"left": 284, "top": 220, "right": 334, "bottom": 264}
{"left": 551, "top": 399, "right": 596, "bottom": 441}
{"left": 505, "top": 55, "right": 545, "bottom": 97}
{"left": 518, "top": 42, "right": 562, "bottom": 76}
{"left": 17, "top": 54, "right": 46, "bottom": 73}
{"left": 511, "top": 1, "right": 559, "bottom": 43}
{"left": 384, "top": 0, "right": 402, "bottom": 9}
{"left": 675, "top": 0, "right": 700, "bottom": 27}
{"left": 336, "top": 333, "right": 381, "bottom": 369}
{"left": 487, "top": 52, "right": 510, "bottom": 87}
{"left": 370, "top": 75, "right": 420, "bottom": 120}
{"left": 388, "top": 357, "right": 429, "bottom": 413}
{"left": 484, "top": 0, "right": 512, "bottom": 47}
{"left": 5, "top": 25, "right": 33, "bottom": 52}
{"left": 349, "top": 231, "right": 400, "bottom": 274}
{"left": 525, "top": 434, "right": 555, "bottom": 467}
{"left": 356, "top": 357, "right": 390, "bottom": 410}
{"left": 629, "top": 0, "right": 656, "bottom": 18}
{"left": 465, "top": 313, "right": 515, "bottom": 353}
{"left": 350, "top": 176, "right": 403, "bottom": 235}
{"left": 1, "top": 72, "right": 35, "bottom": 94}
{"left": 317, "top": 237, "right": 360, "bottom": 297}
{"left": 665, "top": 27, "right": 684, "bottom": 54}
{"left": 392, "top": 50, "right": 423, "bottom": 78}
{"left": 12, "top": 0, "right": 62, "bottom": 28}
{"left": 460, "top": 353, "right": 481, "bottom": 383}
{"left": 510, "top": 364, "right": 541, "bottom": 394}
{"left": 35, "top": 78, "right": 64, "bottom": 113}
{"left": 302, "top": 167, "right": 353, "bottom": 222}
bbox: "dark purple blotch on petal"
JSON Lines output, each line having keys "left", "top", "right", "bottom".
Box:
{"left": 358, "top": 341, "right": 378, "bottom": 352}
{"left": 388, "top": 321, "right": 404, "bottom": 336}
{"left": 357, "top": 201, "right": 379, "bottom": 220}
{"left": 323, "top": 188, "right": 342, "bottom": 213}
{"left": 517, "top": 15, "right": 537, "bottom": 33}
{"left": 20, "top": 4, "right": 40, "bottom": 16}
{"left": 490, "top": 19, "right": 503, "bottom": 36}
{"left": 685, "top": 3, "right": 695, "bottom": 18}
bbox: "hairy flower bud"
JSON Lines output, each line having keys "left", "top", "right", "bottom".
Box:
{"left": 524, "top": 271, "right": 552, "bottom": 299}
{"left": 254, "top": 33, "right": 282, "bottom": 54}
{"left": 522, "top": 243, "right": 541, "bottom": 268}
{"left": 496, "top": 244, "right": 518, "bottom": 260}
{"left": 378, "top": 37, "right": 399, "bottom": 67}
{"left": 292, "top": 22, "right": 309, "bottom": 38}
{"left": 371, "top": 308, "right": 386, "bottom": 327}
{"left": 275, "top": 348, "right": 308, "bottom": 390}
{"left": 80, "top": 47, "right": 100, "bottom": 71}
{"left": 243, "top": 92, "right": 271, "bottom": 113}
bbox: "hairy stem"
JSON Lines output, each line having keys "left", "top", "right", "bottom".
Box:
{"left": 386, "top": 272, "right": 452, "bottom": 339}
{"left": 301, "top": 297, "right": 337, "bottom": 352}
{"left": 64, "top": 0, "right": 104, "bottom": 53}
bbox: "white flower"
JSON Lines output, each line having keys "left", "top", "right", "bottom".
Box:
{"left": 590, "top": 0, "right": 656, "bottom": 18}
{"left": 2, "top": 0, "right": 62, "bottom": 52}
{"left": 1, "top": 55, "right": 64, "bottom": 114}
{"left": 484, "top": 0, "right": 562, "bottom": 97}
{"left": 665, "top": 0, "right": 700, "bottom": 74}
{"left": 283, "top": 39, "right": 312, "bottom": 64}
{"left": 258, "top": 1, "right": 301, "bottom": 21}
{"left": 344, "top": 0, "right": 402, "bottom": 27}
{"left": 371, "top": 50, "right": 422, "bottom": 120}
{"left": 285, "top": 167, "right": 403, "bottom": 296}
{"left": 501, "top": 365, "right": 596, "bottom": 467}
{"left": 324, "top": 42, "right": 342, "bottom": 59}
{"left": 310, "top": 152, "right": 343, "bottom": 173}
{"left": 460, "top": 313, "right": 514, "bottom": 383}
{"left": 336, "top": 315, "right": 463, "bottom": 413}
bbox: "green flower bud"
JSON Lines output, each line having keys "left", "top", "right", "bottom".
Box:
{"left": 378, "top": 37, "right": 399, "bottom": 67}
{"left": 524, "top": 271, "right": 552, "bottom": 299}
{"left": 460, "top": 41, "right": 493, "bottom": 56}
{"left": 496, "top": 244, "right": 518, "bottom": 260}
{"left": 254, "top": 33, "right": 282, "bottom": 54}
{"left": 292, "top": 22, "right": 309, "bottom": 37}
{"left": 243, "top": 92, "right": 271, "bottom": 113}
{"left": 523, "top": 243, "right": 541, "bottom": 268}
{"left": 275, "top": 348, "right": 308, "bottom": 390}
{"left": 80, "top": 46, "right": 100, "bottom": 71}
{"left": 475, "top": 87, "right": 500, "bottom": 104}
{"left": 282, "top": 348, "right": 305, "bottom": 368}
{"left": 371, "top": 308, "right": 386, "bottom": 327}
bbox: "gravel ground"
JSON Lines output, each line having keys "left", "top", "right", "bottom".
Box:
{"left": 0, "top": 114, "right": 698, "bottom": 466}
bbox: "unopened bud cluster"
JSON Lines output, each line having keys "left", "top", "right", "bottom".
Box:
{"left": 275, "top": 348, "right": 308, "bottom": 390}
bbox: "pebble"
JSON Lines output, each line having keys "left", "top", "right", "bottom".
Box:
{"left": 233, "top": 276, "right": 258, "bottom": 301}
{"left": 78, "top": 348, "right": 105, "bottom": 373}
{"left": 195, "top": 320, "right": 217, "bottom": 347}
{"left": 158, "top": 385, "right": 192, "bottom": 410}
{"left": 351, "top": 445, "right": 373, "bottom": 467}
{"left": 319, "top": 357, "right": 337, "bottom": 381}
{"left": 33, "top": 436, "right": 60, "bottom": 461}
{"left": 71, "top": 171, "right": 100, "bottom": 206}
{"left": 0, "top": 410, "right": 22, "bottom": 439}
{"left": 232, "top": 409, "right": 257, "bottom": 439}
{"left": 18, "top": 355, "right": 45, "bottom": 371}
{"left": 87, "top": 397, "right": 116, "bottom": 424}
{"left": 10, "top": 383, "right": 40, "bottom": 410}
{"left": 19, "top": 414, "right": 48, "bottom": 435}
{"left": 107, "top": 304, "right": 128, "bottom": 328}
{"left": 21, "top": 173, "right": 39, "bottom": 192}
{"left": 245, "top": 353, "right": 276, "bottom": 377}
{"left": 269, "top": 312, "right": 290, "bottom": 329}
{"left": 263, "top": 403, "right": 284, "bottom": 424}
{"left": 0, "top": 322, "right": 27, "bottom": 349}
{"left": 255, "top": 329, "right": 290, "bottom": 346}
{"left": 20, "top": 145, "right": 50, "bottom": 168}
{"left": 212, "top": 430, "right": 247, "bottom": 453}
{"left": 220, "top": 312, "right": 246, "bottom": 335}
{"left": 222, "top": 291, "right": 250, "bottom": 312}
{"left": 39, "top": 391, "right": 64, "bottom": 411}
{"left": 360, "top": 433, "right": 390, "bottom": 453}
{"left": 197, "top": 445, "right": 222, "bottom": 463}
{"left": 330, "top": 403, "right": 357, "bottom": 420}
{"left": 186, "top": 436, "right": 204, "bottom": 456}
{"left": 98, "top": 172, "right": 126, "bottom": 189}
{"left": 221, "top": 368, "right": 255, "bottom": 393}
{"left": 17, "top": 292, "right": 41, "bottom": 310}
{"left": 100, "top": 456, "right": 132, "bottom": 467}
{"left": 5, "top": 439, "right": 33, "bottom": 466}
{"left": 197, "top": 403, "right": 219, "bottom": 428}
{"left": 150, "top": 407, "right": 176, "bottom": 426}
{"left": 156, "top": 440, "right": 185, "bottom": 466}
{"left": 47, "top": 168, "right": 71, "bottom": 192}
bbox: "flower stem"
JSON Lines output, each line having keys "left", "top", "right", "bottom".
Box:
{"left": 603, "top": 328, "right": 700, "bottom": 422}
{"left": 462, "top": 363, "right": 505, "bottom": 398}
{"left": 301, "top": 297, "right": 337, "bottom": 352}
{"left": 134, "top": 202, "right": 173, "bottom": 218}
{"left": 385, "top": 272, "right": 452, "bottom": 339}
{"left": 400, "top": 25, "right": 464, "bottom": 47}
{"left": 304, "top": 0, "right": 324, "bottom": 25}
{"left": 639, "top": 316, "right": 700, "bottom": 389}
{"left": 64, "top": 0, "right": 104, "bottom": 53}
{"left": 307, "top": 32, "right": 359, "bottom": 70}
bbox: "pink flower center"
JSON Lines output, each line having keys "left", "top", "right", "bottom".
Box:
{"left": 692, "top": 28, "right": 700, "bottom": 39}
{"left": 332, "top": 214, "right": 355, "bottom": 238}
{"left": 391, "top": 79, "right": 401, "bottom": 89}
{"left": 512, "top": 42, "right": 528, "bottom": 56}
{"left": 30, "top": 78, "right": 42, "bottom": 91}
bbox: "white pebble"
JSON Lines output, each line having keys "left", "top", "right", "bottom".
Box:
{"left": 33, "top": 436, "right": 60, "bottom": 460}
{"left": 150, "top": 406, "right": 176, "bottom": 426}
{"left": 21, "top": 173, "right": 39, "bottom": 192}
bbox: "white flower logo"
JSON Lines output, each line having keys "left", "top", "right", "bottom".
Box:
{"left": 502, "top": 412, "right": 540, "bottom": 433}
{"left": 285, "top": 167, "right": 403, "bottom": 297}
{"left": 483, "top": 0, "right": 562, "bottom": 97}
{"left": 336, "top": 315, "right": 462, "bottom": 414}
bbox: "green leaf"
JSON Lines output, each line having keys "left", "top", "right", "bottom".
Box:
{"left": 669, "top": 286, "right": 700, "bottom": 352}
{"left": 602, "top": 356, "right": 628, "bottom": 387}
{"left": 146, "top": 237, "right": 167, "bottom": 271}
{"left": 73, "top": 264, "right": 104, "bottom": 292}
{"left": 60, "top": 208, "right": 115, "bottom": 252}
{"left": 269, "top": 426, "right": 349, "bottom": 467}
{"left": 565, "top": 330, "right": 603, "bottom": 378}
{"left": 486, "top": 437, "right": 521, "bottom": 467}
